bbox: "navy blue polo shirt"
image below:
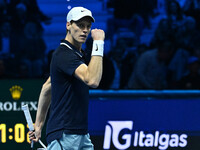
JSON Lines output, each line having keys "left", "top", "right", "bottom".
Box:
{"left": 46, "top": 40, "right": 89, "bottom": 144}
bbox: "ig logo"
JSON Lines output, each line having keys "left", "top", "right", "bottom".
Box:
{"left": 103, "top": 121, "right": 133, "bottom": 150}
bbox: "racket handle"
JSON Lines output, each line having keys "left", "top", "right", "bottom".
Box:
{"left": 31, "top": 141, "right": 34, "bottom": 148}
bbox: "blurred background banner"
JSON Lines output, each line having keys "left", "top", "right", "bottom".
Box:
{"left": 0, "top": 80, "right": 200, "bottom": 150}
{"left": 89, "top": 90, "right": 200, "bottom": 150}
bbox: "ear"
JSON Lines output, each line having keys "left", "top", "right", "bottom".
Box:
{"left": 66, "top": 22, "right": 71, "bottom": 31}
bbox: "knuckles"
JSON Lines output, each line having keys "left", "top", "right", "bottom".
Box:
{"left": 91, "top": 29, "right": 104, "bottom": 34}
{"left": 91, "top": 29, "right": 105, "bottom": 40}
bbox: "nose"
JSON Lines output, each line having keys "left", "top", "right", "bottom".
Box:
{"left": 83, "top": 27, "right": 89, "bottom": 33}
{"left": 83, "top": 29, "right": 87, "bottom": 33}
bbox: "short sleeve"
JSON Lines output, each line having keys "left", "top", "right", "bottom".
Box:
{"left": 56, "top": 48, "right": 84, "bottom": 76}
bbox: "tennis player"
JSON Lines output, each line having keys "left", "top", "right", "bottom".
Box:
{"left": 29, "top": 6, "right": 105, "bottom": 150}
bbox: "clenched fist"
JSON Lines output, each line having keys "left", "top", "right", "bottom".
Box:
{"left": 91, "top": 29, "right": 105, "bottom": 41}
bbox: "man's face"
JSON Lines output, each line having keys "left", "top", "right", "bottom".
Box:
{"left": 67, "top": 17, "right": 92, "bottom": 44}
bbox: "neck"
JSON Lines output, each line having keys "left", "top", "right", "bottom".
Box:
{"left": 65, "top": 35, "right": 82, "bottom": 51}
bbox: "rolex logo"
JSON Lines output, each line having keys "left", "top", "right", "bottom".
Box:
{"left": 9, "top": 85, "right": 23, "bottom": 100}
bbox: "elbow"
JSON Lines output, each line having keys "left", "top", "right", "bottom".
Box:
{"left": 42, "top": 81, "right": 51, "bottom": 96}
{"left": 89, "top": 82, "right": 99, "bottom": 88}
{"left": 86, "top": 80, "right": 100, "bottom": 88}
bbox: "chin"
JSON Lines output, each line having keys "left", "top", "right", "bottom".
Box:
{"left": 79, "top": 39, "right": 87, "bottom": 43}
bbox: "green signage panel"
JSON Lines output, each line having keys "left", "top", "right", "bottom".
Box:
{"left": 0, "top": 79, "right": 47, "bottom": 150}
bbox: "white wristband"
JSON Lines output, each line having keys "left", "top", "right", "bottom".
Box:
{"left": 91, "top": 40, "right": 104, "bottom": 57}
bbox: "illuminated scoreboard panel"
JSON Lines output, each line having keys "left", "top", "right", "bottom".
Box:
{"left": 0, "top": 123, "right": 28, "bottom": 144}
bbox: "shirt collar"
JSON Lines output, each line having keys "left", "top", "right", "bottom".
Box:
{"left": 60, "top": 39, "right": 83, "bottom": 58}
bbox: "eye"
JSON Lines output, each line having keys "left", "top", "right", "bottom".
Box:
{"left": 87, "top": 24, "right": 91, "bottom": 30}
{"left": 76, "top": 22, "right": 91, "bottom": 30}
{"left": 78, "top": 23, "right": 85, "bottom": 29}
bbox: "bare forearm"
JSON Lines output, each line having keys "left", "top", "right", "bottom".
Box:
{"left": 35, "top": 78, "right": 51, "bottom": 130}
{"left": 86, "top": 56, "right": 103, "bottom": 88}
{"left": 74, "top": 29, "right": 104, "bottom": 88}
{"left": 86, "top": 29, "right": 104, "bottom": 88}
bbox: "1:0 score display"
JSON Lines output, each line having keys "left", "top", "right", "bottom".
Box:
{"left": 0, "top": 123, "right": 31, "bottom": 143}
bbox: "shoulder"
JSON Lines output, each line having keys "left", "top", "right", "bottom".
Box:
{"left": 140, "top": 49, "right": 157, "bottom": 58}
{"left": 55, "top": 44, "right": 72, "bottom": 53}
{"left": 53, "top": 45, "right": 76, "bottom": 58}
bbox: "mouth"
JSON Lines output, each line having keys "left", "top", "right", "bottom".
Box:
{"left": 80, "top": 35, "right": 87, "bottom": 39}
